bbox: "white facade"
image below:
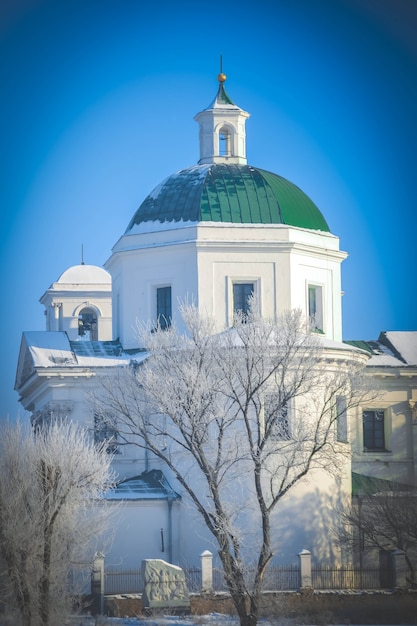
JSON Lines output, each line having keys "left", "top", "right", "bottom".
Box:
{"left": 108, "top": 222, "right": 345, "bottom": 348}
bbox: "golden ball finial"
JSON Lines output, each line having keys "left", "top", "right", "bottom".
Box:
{"left": 217, "top": 72, "right": 227, "bottom": 83}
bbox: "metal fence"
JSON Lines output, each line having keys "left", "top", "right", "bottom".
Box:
{"left": 261, "top": 565, "right": 300, "bottom": 590}
{"left": 104, "top": 564, "right": 405, "bottom": 596}
{"left": 184, "top": 566, "right": 300, "bottom": 593}
{"left": 311, "top": 565, "right": 385, "bottom": 590}
{"left": 184, "top": 567, "right": 202, "bottom": 592}
{"left": 105, "top": 568, "right": 144, "bottom": 595}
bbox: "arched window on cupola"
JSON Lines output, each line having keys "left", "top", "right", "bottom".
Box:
{"left": 219, "top": 125, "right": 232, "bottom": 156}
{"left": 78, "top": 307, "right": 98, "bottom": 341}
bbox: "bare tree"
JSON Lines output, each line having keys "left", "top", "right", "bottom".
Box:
{"left": 96, "top": 304, "right": 371, "bottom": 626}
{"left": 340, "top": 486, "right": 417, "bottom": 587}
{"left": 0, "top": 419, "right": 115, "bottom": 626}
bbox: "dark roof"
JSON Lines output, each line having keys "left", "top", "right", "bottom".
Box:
{"left": 352, "top": 472, "right": 414, "bottom": 496}
{"left": 106, "top": 469, "right": 180, "bottom": 501}
{"left": 70, "top": 339, "right": 123, "bottom": 358}
{"left": 212, "top": 82, "right": 235, "bottom": 106}
{"left": 126, "top": 164, "right": 330, "bottom": 233}
{"left": 343, "top": 340, "right": 375, "bottom": 355}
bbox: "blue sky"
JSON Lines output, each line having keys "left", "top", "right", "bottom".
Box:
{"left": 1, "top": 0, "right": 416, "bottom": 420}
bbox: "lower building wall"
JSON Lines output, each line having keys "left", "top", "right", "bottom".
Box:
{"left": 103, "top": 500, "right": 174, "bottom": 569}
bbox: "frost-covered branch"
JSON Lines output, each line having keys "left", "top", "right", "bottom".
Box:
{"left": 95, "top": 303, "right": 372, "bottom": 626}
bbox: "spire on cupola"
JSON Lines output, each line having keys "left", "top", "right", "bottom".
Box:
{"left": 194, "top": 63, "right": 250, "bottom": 165}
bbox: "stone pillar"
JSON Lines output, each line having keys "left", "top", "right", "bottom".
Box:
{"left": 91, "top": 552, "right": 105, "bottom": 615}
{"left": 52, "top": 302, "right": 61, "bottom": 331}
{"left": 391, "top": 550, "right": 407, "bottom": 589}
{"left": 298, "top": 549, "right": 312, "bottom": 589}
{"left": 200, "top": 550, "right": 213, "bottom": 592}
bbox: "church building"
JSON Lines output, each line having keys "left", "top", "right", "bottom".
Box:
{"left": 15, "top": 73, "right": 417, "bottom": 570}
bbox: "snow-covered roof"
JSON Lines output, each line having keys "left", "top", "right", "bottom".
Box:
{"left": 56, "top": 264, "right": 111, "bottom": 285}
{"left": 20, "top": 331, "right": 146, "bottom": 371}
{"left": 345, "top": 331, "right": 417, "bottom": 367}
{"left": 216, "top": 325, "right": 366, "bottom": 357}
{"left": 383, "top": 331, "right": 417, "bottom": 365}
{"left": 24, "top": 331, "right": 77, "bottom": 367}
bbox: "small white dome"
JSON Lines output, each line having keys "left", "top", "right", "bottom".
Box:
{"left": 56, "top": 264, "right": 111, "bottom": 285}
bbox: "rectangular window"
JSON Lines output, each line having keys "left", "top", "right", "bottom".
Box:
{"left": 308, "top": 284, "right": 323, "bottom": 332}
{"left": 336, "top": 395, "right": 348, "bottom": 443}
{"left": 233, "top": 282, "right": 254, "bottom": 316}
{"left": 264, "top": 394, "right": 290, "bottom": 440}
{"left": 94, "top": 413, "right": 120, "bottom": 454}
{"left": 157, "top": 286, "right": 172, "bottom": 329}
{"left": 363, "top": 409, "right": 386, "bottom": 451}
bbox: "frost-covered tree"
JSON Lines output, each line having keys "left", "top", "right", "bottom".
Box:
{"left": 97, "top": 303, "right": 371, "bottom": 626}
{"left": 0, "top": 419, "right": 114, "bottom": 626}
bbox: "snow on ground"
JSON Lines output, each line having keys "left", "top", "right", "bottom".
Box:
{"left": 65, "top": 617, "right": 409, "bottom": 626}
{"left": 67, "top": 615, "right": 244, "bottom": 626}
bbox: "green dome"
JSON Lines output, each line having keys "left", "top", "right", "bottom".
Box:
{"left": 125, "top": 164, "right": 330, "bottom": 233}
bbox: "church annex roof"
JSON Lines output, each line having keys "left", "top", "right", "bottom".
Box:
{"left": 345, "top": 331, "right": 417, "bottom": 367}
{"left": 15, "top": 332, "right": 147, "bottom": 390}
{"left": 125, "top": 163, "right": 330, "bottom": 233}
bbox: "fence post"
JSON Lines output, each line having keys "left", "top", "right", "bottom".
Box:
{"left": 391, "top": 550, "right": 407, "bottom": 589}
{"left": 200, "top": 550, "right": 213, "bottom": 592}
{"left": 91, "top": 552, "right": 105, "bottom": 615}
{"left": 298, "top": 549, "right": 312, "bottom": 589}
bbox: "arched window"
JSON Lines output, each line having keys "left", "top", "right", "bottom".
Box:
{"left": 78, "top": 307, "right": 98, "bottom": 340}
{"left": 219, "top": 126, "right": 231, "bottom": 156}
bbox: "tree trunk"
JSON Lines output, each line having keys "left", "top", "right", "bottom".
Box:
{"left": 39, "top": 460, "right": 53, "bottom": 626}
{"left": 13, "top": 563, "right": 32, "bottom": 626}
{"left": 39, "top": 528, "right": 52, "bottom": 625}
{"left": 405, "top": 553, "right": 416, "bottom": 588}
{"left": 218, "top": 549, "right": 260, "bottom": 626}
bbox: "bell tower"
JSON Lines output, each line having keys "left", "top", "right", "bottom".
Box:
{"left": 39, "top": 263, "right": 112, "bottom": 341}
{"left": 194, "top": 71, "right": 250, "bottom": 165}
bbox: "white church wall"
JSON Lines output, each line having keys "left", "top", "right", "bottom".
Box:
{"left": 162, "top": 447, "right": 352, "bottom": 568}
{"left": 108, "top": 222, "right": 345, "bottom": 346}
{"left": 195, "top": 223, "right": 344, "bottom": 337}
{"left": 289, "top": 249, "right": 344, "bottom": 341}
{"left": 101, "top": 500, "right": 178, "bottom": 569}
{"left": 108, "top": 239, "right": 199, "bottom": 349}
{"left": 141, "top": 355, "right": 356, "bottom": 570}
{"left": 269, "top": 464, "right": 351, "bottom": 565}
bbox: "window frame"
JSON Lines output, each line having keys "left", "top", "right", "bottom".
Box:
{"left": 335, "top": 395, "right": 348, "bottom": 443}
{"left": 233, "top": 281, "right": 255, "bottom": 317}
{"left": 94, "top": 412, "right": 120, "bottom": 455}
{"left": 156, "top": 285, "right": 172, "bottom": 330}
{"left": 263, "top": 393, "right": 291, "bottom": 441}
{"left": 307, "top": 283, "right": 324, "bottom": 333}
{"left": 362, "top": 409, "right": 388, "bottom": 452}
